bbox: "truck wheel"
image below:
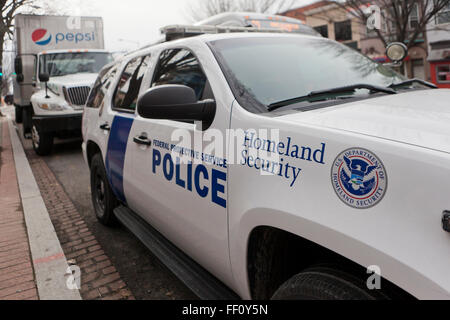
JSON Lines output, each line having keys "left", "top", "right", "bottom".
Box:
{"left": 271, "top": 267, "right": 388, "bottom": 300}
{"left": 15, "top": 106, "right": 23, "bottom": 123}
{"left": 90, "top": 154, "right": 118, "bottom": 226}
{"left": 31, "top": 124, "right": 53, "bottom": 156}
{"left": 22, "top": 106, "right": 32, "bottom": 138}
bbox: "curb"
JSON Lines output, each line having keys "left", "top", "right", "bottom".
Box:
{"left": 6, "top": 114, "right": 81, "bottom": 300}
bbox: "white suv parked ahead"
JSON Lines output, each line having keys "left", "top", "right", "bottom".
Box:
{"left": 82, "top": 28, "right": 450, "bottom": 300}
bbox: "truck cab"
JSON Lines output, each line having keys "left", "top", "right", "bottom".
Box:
{"left": 12, "top": 14, "right": 108, "bottom": 155}
{"left": 29, "top": 49, "right": 112, "bottom": 155}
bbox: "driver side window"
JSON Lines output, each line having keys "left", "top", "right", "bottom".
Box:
{"left": 151, "top": 49, "right": 212, "bottom": 100}
{"left": 113, "top": 55, "right": 151, "bottom": 112}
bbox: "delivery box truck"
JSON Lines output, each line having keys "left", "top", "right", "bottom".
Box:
{"left": 13, "top": 14, "right": 112, "bottom": 155}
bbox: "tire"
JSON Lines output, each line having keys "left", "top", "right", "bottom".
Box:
{"left": 15, "top": 106, "right": 23, "bottom": 123}
{"left": 31, "top": 124, "right": 53, "bottom": 156}
{"left": 272, "top": 267, "right": 389, "bottom": 300}
{"left": 22, "top": 106, "right": 32, "bottom": 138}
{"left": 90, "top": 153, "right": 118, "bottom": 226}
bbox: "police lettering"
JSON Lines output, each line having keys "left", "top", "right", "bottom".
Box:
{"left": 152, "top": 149, "right": 227, "bottom": 208}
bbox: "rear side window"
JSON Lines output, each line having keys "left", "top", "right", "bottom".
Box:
{"left": 152, "top": 49, "right": 207, "bottom": 100}
{"left": 113, "top": 55, "right": 151, "bottom": 112}
{"left": 86, "top": 65, "right": 117, "bottom": 109}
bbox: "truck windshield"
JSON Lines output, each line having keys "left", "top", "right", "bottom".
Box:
{"left": 39, "top": 52, "right": 113, "bottom": 78}
{"left": 209, "top": 36, "right": 408, "bottom": 113}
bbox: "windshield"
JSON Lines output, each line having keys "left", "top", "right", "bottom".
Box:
{"left": 39, "top": 52, "right": 113, "bottom": 78}
{"left": 209, "top": 36, "right": 407, "bottom": 113}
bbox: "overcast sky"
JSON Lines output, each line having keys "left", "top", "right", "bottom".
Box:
{"left": 71, "top": 0, "right": 315, "bottom": 52}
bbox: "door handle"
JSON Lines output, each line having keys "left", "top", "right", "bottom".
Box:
{"left": 100, "top": 123, "right": 111, "bottom": 131}
{"left": 133, "top": 135, "right": 152, "bottom": 146}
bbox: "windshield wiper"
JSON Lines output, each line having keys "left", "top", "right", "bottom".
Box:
{"left": 389, "top": 78, "right": 437, "bottom": 89}
{"left": 267, "top": 84, "right": 396, "bottom": 112}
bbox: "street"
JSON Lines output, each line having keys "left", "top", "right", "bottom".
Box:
{"left": 15, "top": 119, "right": 196, "bottom": 300}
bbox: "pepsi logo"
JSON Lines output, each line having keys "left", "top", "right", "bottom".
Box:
{"left": 32, "top": 29, "right": 52, "bottom": 46}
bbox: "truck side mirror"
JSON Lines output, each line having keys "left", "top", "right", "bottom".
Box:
{"left": 39, "top": 73, "right": 50, "bottom": 83}
{"left": 39, "top": 73, "right": 50, "bottom": 99}
{"left": 16, "top": 74, "right": 24, "bottom": 83}
{"left": 14, "top": 57, "right": 24, "bottom": 83}
{"left": 14, "top": 57, "right": 23, "bottom": 74}
{"left": 137, "top": 85, "right": 216, "bottom": 130}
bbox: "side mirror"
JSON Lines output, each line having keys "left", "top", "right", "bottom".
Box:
{"left": 14, "top": 57, "right": 23, "bottom": 74}
{"left": 137, "top": 85, "right": 216, "bottom": 130}
{"left": 16, "top": 74, "right": 24, "bottom": 83}
{"left": 386, "top": 42, "right": 408, "bottom": 64}
{"left": 39, "top": 73, "right": 50, "bottom": 83}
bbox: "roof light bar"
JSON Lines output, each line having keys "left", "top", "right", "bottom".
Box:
{"left": 161, "top": 24, "right": 291, "bottom": 41}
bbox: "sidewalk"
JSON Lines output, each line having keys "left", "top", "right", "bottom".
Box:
{"left": 0, "top": 116, "right": 39, "bottom": 300}
{"left": 0, "top": 106, "right": 131, "bottom": 300}
{"left": 0, "top": 107, "right": 81, "bottom": 300}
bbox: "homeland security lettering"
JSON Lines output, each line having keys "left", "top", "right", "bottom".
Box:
{"left": 242, "top": 132, "right": 326, "bottom": 187}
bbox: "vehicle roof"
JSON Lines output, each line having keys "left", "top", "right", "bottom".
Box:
{"left": 39, "top": 49, "right": 110, "bottom": 55}
{"left": 195, "top": 11, "right": 307, "bottom": 25}
{"left": 192, "top": 31, "right": 321, "bottom": 42}
{"left": 126, "top": 32, "right": 322, "bottom": 59}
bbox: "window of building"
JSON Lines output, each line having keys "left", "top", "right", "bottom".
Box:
{"left": 113, "top": 55, "right": 151, "bottom": 112}
{"left": 437, "top": 64, "right": 450, "bottom": 83}
{"left": 409, "top": 3, "right": 419, "bottom": 29}
{"left": 344, "top": 41, "right": 358, "bottom": 50}
{"left": 314, "top": 25, "right": 328, "bottom": 38}
{"left": 334, "top": 20, "right": 352, "bottom": 41}
{"left": 152, "top": 49, "right": 208, "bottom": 100}
{"left": 436, "top": 2, "right": 450, "bottom": 24}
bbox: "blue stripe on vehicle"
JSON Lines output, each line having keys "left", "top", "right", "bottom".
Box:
{"left": 105, "top": 115, "right": 135, "bottom": 204}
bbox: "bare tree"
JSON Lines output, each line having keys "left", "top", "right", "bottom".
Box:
{"left": 187, "top": 0, "right": 297, "bottom": 22}
{"left": 331, "top": 0, "right": 450, "bottom": 48}
{"left": 0, "top": 0, "right": 70, "bottom": 103}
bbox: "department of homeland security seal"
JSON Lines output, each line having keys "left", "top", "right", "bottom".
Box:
{"left": 331, "top": 148, "right": 387, "bottom": 209}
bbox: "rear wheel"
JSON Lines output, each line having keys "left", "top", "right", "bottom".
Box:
{"left": 272, "top": 267, "right": 389, "bottom": 300}
{"left": 31, "top": 124, "right": 53, "bottom": 156}
{"left": 90, "top": 153, "right": 118, "bottom": 226}
{"left": 22, "top": 106, "right": 32, "bottom": 138}
{"left": 15, "top": 106, "right": 23, "bottom": 123}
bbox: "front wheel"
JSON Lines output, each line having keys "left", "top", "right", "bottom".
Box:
{"left": 31, "top": 124, "right": 53, "bottom": 156}
{"left": 271, "top": 267, "right": 389, "bottom": 300}
{"left": 15, "top": 106, "right": 23, "bottom": 123}
{"left": 90, "top": 154, "right": 118, "bottom": 226}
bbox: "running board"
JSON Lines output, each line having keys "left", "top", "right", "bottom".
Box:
{"left": 114, "top": 206, "right": 240, "bottom": 300}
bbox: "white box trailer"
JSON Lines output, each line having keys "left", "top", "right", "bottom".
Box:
{"left": 14, "top": 14, "right": 105, "bottom": 108}
{"left": 13, "top": 14, "right": 111, "bottom": 155}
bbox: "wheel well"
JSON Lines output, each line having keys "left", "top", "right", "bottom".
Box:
{"left": 86, "top": 141, "right": 102, "bottom": 168}
{"left": 247, "top": 226, "right": 414, "bottom": 300}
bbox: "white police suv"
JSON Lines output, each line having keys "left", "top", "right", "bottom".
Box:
{"left": 82, "top": 24, "right": 450, "bottom": 300}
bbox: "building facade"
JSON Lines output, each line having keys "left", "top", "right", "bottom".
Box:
{"left": 282, "top": 1, "right": 450, "bottom": 85}
{"left": 427, "top": 2, "right": 450, "bottom": 88}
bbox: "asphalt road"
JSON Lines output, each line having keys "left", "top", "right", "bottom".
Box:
{"left": 16, "top": 122, "right": 196, "bottom": 300}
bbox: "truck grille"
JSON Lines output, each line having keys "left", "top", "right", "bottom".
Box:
{"left": 67, "top": 86, "right": 91, "bottom": 106}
